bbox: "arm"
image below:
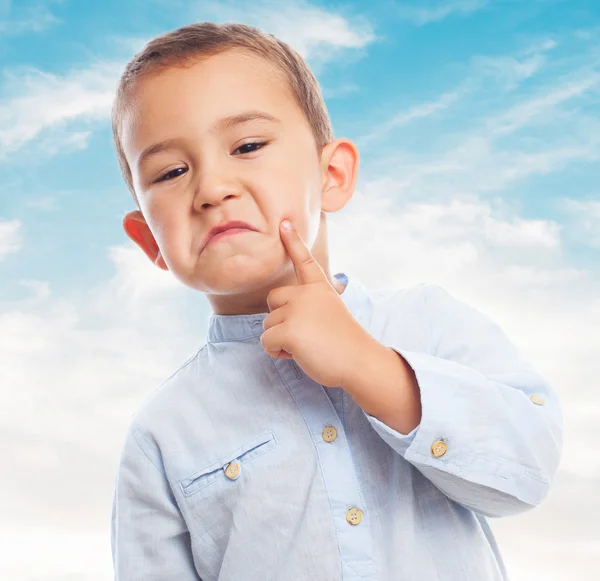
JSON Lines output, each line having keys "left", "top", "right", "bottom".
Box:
{"left": 111, "top": 426, "right": 201, "bottom": 580}
{"left": 345, "top": 283, "right": 563, "bottom": 518}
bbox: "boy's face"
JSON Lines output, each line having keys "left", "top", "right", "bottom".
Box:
{"left": 120, "top": 49, "right": 356, "bottom": 314}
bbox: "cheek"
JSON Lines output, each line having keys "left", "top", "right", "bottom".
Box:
{"left": 277, "top": 198, "right": 320, "bottom": 249}
{"left": 267, "top": 194, "right": 308, "bottom": 233}
{"left": 146, "top": 204, "right": 186, "bottom": 252}
{"left": 266, "top": 173, "right": 321, "bottom": 238}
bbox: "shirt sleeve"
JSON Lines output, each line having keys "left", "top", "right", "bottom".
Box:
{"left": 111, "top": 426, "right": 202, "bottom": 580}
{"left": 363, "top": 283, "right": 563, "bottom": 519}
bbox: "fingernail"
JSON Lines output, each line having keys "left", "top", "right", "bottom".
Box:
{"left": 281, "top": 220, "right": 292, "bottom": 231}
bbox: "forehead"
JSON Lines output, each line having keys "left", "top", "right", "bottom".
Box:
{"left": 120, "top": 50, "right": 305, "bottom": 157}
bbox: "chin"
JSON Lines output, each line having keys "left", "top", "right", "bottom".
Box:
{"left": 186, "top": 256, "right": 286, "bottom": 294}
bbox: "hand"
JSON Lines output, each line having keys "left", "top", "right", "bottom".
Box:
{"left": 260, "top": 219, "right": 378, "bottom": 389}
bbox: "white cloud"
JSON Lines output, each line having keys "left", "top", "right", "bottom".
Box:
{"left": 195, "top": 0, "right": 376, "bottom": 63}
{"left": 25, "top": 195, "right": 59, "bottom": 211}
{"left": 574, "top": 25, "right": 600, "bottom": 42}
{"left": 322, "top": 83, "right": 360, "bottom": 99}
{"left": 491, "top": 74, "right": 600, "bottom": 136}
{"left": 469, "top": 36, "right": 558, "bottom": 89}
{"left": 560, "top": 198, "right": 600, "bottom": 248}
{"left": 0, "top": 62, "right": 121, "bottom": 158}
{"left": 359, "top": 60, "right": 600, "bottom": 204}
{"left": 390, "top": 198, "right": 563, "bottom": 249}
{"left": 18, "top": 279, "right": 51, "bottom": 301}
{"left": 358, "top": 88, "right": 465, "bottom": 146}
{"left": 0, "top": 0, "right": 376, "bottom": 158}
{"left": 0, "top": 3, "right": 60, "bottom": 36}
{"left": 396, "top": 0, "right": 490, "bottom": 25}
{"left": 0, "top": 245, "right": 208, "bottom": 548}
{"left": 0, "top": 218, "right": 21, "bottom": 259}
{"left": 471, "top": 53, "right": 547, "bottom": 90}
{"left": 360, "top": 38, "right": 562, "bottom": 146}
{"left": 0, "top": 527, "right": 112, "bottom": 581}
{"left": 0, "top": 0, "right": 9, "bottom": 19}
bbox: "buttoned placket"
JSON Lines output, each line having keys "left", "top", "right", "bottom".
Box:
{"left": 271, "top": 355, "right": 378, "bottom": 580}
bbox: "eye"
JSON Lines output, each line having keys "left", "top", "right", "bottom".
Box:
{"left": 234, "top": 141, "right": 267, "bottom": 155}
{"left": 154, "top": 167, "right": 188, "bottom": 183}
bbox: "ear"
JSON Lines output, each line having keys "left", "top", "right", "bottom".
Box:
{"left": 319, "top": 138, "right": 359, "bottom": 213}
{"left": 122, "top": 210, "right": 168, "bottom": 270}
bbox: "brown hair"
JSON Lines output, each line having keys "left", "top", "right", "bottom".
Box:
{"left": 111, "top": 21, "right": 334, "bottom": 206}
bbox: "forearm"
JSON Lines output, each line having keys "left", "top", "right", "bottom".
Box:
{"left": 360, "top": 346, "right": 563, "bottom": 516}
{"left": 343, "top": 339, "right": 422, "bottom": 435}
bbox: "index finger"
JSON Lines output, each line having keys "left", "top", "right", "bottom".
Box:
{"left": 280, "top": 219, "right": 327, "bottom": 285}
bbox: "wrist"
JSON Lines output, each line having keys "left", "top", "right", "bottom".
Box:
{"left": 344, "top": 340, "right": 422, "bottom": 435}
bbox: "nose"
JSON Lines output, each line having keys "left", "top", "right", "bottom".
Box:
{"left": 192, "top": 162, "right": 241, "bottom": 212}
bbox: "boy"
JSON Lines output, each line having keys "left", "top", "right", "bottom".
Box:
{"left": 110, "top": 22, "right": 562, "bottom": 581}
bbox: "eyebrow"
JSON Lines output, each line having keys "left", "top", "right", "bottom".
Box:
{"left": 136, "top": 110, "right": 281, "bottom": 169}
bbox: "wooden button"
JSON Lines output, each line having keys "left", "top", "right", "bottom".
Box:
{"left": 530, "top": 394, "right": 545, "bottom": 406}
{"left": 346, "top": 508, "right": 363, "bottom": 525}
{"left": 225, "top": 461, "right": 240, "bottom": 479}
{"left": 431, "top": 440, "right": 448, "bottom": 457}
{"left": 322, "top": 426, "right": 338, "bottom": 442}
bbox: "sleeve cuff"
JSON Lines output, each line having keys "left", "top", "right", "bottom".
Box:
{"left": 362, "top": 346, "right": 551, "bottom": 503}
{"left": 363, "top": 410, "right": 420, "bottom": 455}
{"left": 364, "top": 346, "right": 484, "bottom": 463}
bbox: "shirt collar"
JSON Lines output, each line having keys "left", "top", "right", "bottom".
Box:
{"left": 206, "top": 271, "right": 368, "bottom": 344}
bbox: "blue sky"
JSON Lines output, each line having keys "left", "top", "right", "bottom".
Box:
{"left": 1, "top": 1, "right": 599, "bottom": 580}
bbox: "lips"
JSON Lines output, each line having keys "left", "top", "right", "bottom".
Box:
{"left": 200, "top": 220, "right": 258, "bottom": 252}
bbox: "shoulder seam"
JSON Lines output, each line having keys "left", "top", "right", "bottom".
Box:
{"left": 134, "top": 345, "right": 207, "bottom": 415}
{"left": 424, "top": 283, "right": 470, "bottom": 355}
{"left": 159, "top": 344, "right": 207, "bottom": 388}
{"left": 131, "top": 427, "right": 167, "bottom": 480}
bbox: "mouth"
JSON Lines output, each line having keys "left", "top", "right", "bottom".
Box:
{"left": 200, "top": 220, "right": 258, "bottom": 253}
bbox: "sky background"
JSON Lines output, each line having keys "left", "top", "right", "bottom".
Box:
{"left": 1, "top": 0, "right": 599, "bottom": 579}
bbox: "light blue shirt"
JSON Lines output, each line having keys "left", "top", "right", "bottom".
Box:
{"left": 111, "top": 272, "right": 562, "bottom": 580}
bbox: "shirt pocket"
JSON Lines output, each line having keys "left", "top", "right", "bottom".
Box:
{"left": 178, "top": 430, "right": 279, "bottom": 572}
{"left": 180, "top": 431, "right": 278, "bottom": 498}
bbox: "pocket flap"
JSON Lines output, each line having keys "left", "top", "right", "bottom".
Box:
{"left": 180, "top": 431, "right": 277, "bottom": 496}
